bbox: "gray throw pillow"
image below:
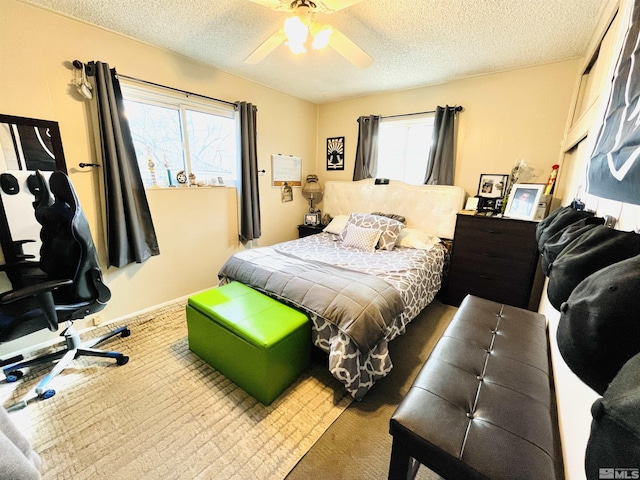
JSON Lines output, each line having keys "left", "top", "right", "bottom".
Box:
{"left": 340, "top": 213, "right": 405, "bottom": 250}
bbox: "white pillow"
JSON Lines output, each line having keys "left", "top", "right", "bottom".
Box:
{"left": 323, "top": 215, "right": 349, "bottom": 235}
{"left": 342, "top": 224, "right": 382, "bottom": 252}
{"left": 396, "top": 228, "right": 441, "bottom": 250}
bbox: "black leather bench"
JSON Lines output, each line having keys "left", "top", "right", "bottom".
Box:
{"left": 389, "top": 295, "right": 563, "bottom": 480}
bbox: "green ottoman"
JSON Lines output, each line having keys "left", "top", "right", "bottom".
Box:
{"left": 186, "top": 281, "right": 310, "bottom": 405}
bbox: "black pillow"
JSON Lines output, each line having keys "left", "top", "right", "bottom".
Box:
{"left": 585, "top": 350, "right": 640, "bottom": 480}
{"left": 546, "top": 226, "right": 640, "bottom": 310}
{"left": 556, "top": 254, "right": 640, "bottom": 395}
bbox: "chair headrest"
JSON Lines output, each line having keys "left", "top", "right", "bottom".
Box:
{"left": 49, "top": 171, "right": 79, "bottom": 213}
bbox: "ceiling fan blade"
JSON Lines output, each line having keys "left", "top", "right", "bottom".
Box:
{"left": 317, "top": 0, "right": 363, "bottom": 13}
{"left": 328, "top": 28, "right": 373, "bottom": 68}
{"left": 247, "top": 0, "right": 290, "bottom": 11}
{"left": 244, "top": 29, "right": 287, "bottom": 64}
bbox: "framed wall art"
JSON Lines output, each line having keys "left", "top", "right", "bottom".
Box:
{"left": 477, "top": 173, "right": 508, "bottom": 198}
{"left": 326, "top": 137, "right": 344, "bottom": 170}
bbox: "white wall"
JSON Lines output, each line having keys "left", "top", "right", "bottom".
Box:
{"left": 314, "top": 61, "right": 580, "bottom": 198}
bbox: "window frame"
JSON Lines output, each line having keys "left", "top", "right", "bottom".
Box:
{"left": 376, "top": 113, "right": 435, "bottom": 184}
{"left": 120, "top": 81, "right": 237, "bottom": 188}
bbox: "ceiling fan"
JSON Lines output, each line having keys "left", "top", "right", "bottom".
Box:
{"left": 245, "top": 0, "right": 373, "bottom": 68}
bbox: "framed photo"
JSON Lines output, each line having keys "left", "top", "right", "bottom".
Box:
{"left": 477, "top": 173, "right": 508, "bottom": 198}
{"left": 326, "top": 137, "right": 345, "bottom": 170}
{"left": 504, "top": 184, "right": 546, "bottom": 221}
{"left": 304, "top": 212, "right": 320, "bottom": 226}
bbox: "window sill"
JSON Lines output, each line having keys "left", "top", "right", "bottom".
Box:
{"left": 145, "top": 185, "right": 230, "bottom": 190}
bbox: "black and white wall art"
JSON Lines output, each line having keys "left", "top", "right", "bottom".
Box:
{"left": 587, "top": 0, "right": 640, "bottom": 205}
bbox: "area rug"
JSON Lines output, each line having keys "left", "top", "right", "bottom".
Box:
{"left": 0, "top": 300, "right": 352, "bottom": 479}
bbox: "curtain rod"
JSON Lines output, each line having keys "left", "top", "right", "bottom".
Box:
{"left": 72, "top": 60, "right": 237, "bottom": 108}
{"left": 116, "top": 74, "right": 237, "bottom": 108}
{"left": 382, "top": 105, "right": 463, "bottom": 119}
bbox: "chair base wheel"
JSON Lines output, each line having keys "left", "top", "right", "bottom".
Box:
{"left": 121, "top": 328, "right": 131, "bottom": 338}
{"left": 117, "top": 355, "right": 129, "bottom": 366}
{"left": 38, "top": 389, "right": 55, "bottom": 400}
{"left": 5, "top": 370, "right": 24, "bottom": 383}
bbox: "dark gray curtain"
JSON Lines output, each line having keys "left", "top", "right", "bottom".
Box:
{"left": 424, "top": 105, "right": 460, "bottom": 185}
{"left": 89, "top": 61, "right": 160, "bottom": 267}
{"left": 235, "top": 101, "right": 261, "bottom": 242}
{"left": 353, "top": 115, "right": 381, "bottom": 181}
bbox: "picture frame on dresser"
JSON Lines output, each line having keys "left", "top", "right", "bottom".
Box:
{"left": 304, "top": 212, "right": 320, "bottom": 226}
{"left": 503, "top": 184, "right": 545, "bottom": 221}
{"left": 477, "top": 173, "right": 508, "bottom": 198}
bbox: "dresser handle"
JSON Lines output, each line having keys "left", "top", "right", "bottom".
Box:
{"left": 478, "top": 274, "right": 493, "bottom": 280}
{"left": 485, "top": 229, "right": 502, "bottom": 234}
{"left": 480, "top": 252, "right": 496, "bottom": 257}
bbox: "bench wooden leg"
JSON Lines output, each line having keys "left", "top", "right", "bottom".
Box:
{"left": 388, "top": 437, "right": 419, "bottom": 480}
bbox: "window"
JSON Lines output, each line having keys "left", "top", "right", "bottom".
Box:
{"left": 121, "top": 82, "right": 237, "bottom": 188}
{"left": 376, "top": 114, "right": 435, "bottom": 184}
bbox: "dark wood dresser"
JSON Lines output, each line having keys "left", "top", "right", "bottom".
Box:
{"left": 443, "top": 213, "right": 544, "bottom": 311}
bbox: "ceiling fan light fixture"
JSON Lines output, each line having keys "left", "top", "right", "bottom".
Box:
{"left": 311, "top": 24, "right": 332, "bottom": 50}
{"left": 284, "top": 15, "right": 308, "bottom": 54}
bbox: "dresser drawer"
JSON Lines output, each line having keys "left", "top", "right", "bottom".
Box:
{"left": 454, "top": 216, "right": 536, "bottom": 249}
{"left": 450, "top": 250, "right": 534, "bottom": 281}
{"left": 451, "top": 242, "right": 535, "bottom": 269}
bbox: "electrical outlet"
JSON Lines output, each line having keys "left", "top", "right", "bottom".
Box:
{"left": 92, "top": 314, "right": 104, "bottom": 326}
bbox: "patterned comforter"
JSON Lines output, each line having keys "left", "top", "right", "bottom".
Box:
{"left": 218, "top": 232, "right": 447, "bottom": 400}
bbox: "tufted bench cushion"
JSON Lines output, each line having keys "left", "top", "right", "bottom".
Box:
{"left": 389, "top": 295, "right": 562, "bottom": 480}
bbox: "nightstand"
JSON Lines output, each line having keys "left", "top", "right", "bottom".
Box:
{"left": 298, "top": 224, "right": 325, "bottom": 238}
{"left": 443, "top": 213, "right": 544, "bottom": 311}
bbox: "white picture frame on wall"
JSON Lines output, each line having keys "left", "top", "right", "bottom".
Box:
{"left": 504, "top": 184, "right": 545, "bottom": 221}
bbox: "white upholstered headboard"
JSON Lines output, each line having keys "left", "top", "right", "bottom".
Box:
{"left": 322, "top": 179, "right": 466, "bottom": 240}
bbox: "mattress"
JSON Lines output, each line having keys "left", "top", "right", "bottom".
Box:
{"left": 219, "top": 232, "right": 447, "bottom": 400}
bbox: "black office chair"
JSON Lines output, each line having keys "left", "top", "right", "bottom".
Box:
{"left": 0, "top": 171, "right": 130, "bottom": 408}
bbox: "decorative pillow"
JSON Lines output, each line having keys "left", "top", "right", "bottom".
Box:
{"left": 323, "top": 214, "right": 349, "bottom": 235}
{"left": 371, "top": 212, "right": 407, "bottom": 225}
{"left": 340, "top": 213, "right": 405, "bottom": 250}
{"left": 396, "top": 228, "right": 441, "bottom": 250}
{"left": 342, "top": 224, "right": 382, "bottom": 252}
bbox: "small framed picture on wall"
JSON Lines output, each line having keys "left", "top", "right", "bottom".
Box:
{"left": 326, "top": 137, "right": 345, "bottom": 170}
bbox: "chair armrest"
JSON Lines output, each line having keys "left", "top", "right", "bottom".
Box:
{"left": 0, "top": 279, "right": 73, "bottom": 332}
{"left": 0, "top": 279, "right": 73, "bottom": 305}
{"left": 0, "top": 260, "right": 39, "bottom": 272}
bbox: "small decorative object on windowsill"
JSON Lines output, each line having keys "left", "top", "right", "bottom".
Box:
{"left": 147, "top": 148, "right": 158, "bottom": 188}
{"left": 176, "top": 170, "right": 188, "bottom": 185}
{"left": 189, "top": 172, "right": 196, "bottom": 187}
{"left": 302, "top": 174, "right": 324, "bottom": 222}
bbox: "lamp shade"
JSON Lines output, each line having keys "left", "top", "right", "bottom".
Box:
{"left": 302, "top": 175, "right": 323, "bottom": 212}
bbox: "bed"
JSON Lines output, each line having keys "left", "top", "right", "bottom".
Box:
{"left": 218, "top": 179, "right": 466, "bottom": 400}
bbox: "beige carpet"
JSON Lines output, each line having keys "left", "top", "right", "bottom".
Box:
{"left": 0, "top": 300, "right": 352, "bottom": 479}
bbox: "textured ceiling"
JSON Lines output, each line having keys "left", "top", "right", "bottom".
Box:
{"left": 24, "top": 0, "right": 605, "bottom": 104}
